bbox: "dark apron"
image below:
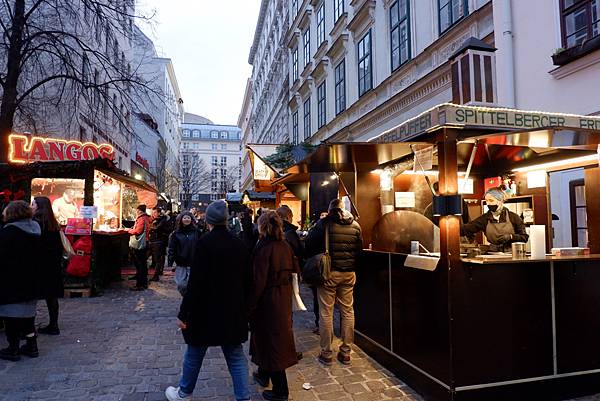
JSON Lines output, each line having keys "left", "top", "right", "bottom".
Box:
{"left": 485, "top": 210, "right": 514, "bottom": 252}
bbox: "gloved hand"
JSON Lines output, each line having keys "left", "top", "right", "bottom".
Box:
{"left": 496, "top": 234, "right": 512, "bottom": 244}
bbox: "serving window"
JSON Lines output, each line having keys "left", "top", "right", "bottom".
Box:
{"left": 31, "top": 178, "right": 85, "bottom": 225}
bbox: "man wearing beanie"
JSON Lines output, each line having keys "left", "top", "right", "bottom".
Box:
{"left": 305, "top": 198, "right": 363, "bottom": 366}
{"left": 166, "top": 200, "right": 252, "bottom": 401}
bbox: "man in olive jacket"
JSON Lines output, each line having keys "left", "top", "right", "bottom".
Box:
{"left": 165, "top": 200, "right": 251, "bottom": 401}
{"left": 305, "top": 198, "right": 363, "bottom": 366}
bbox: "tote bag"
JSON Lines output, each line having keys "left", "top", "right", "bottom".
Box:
{"left": 128, "top": 220, "right": 147, "bottom": 250}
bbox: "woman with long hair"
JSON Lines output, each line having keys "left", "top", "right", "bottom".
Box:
{"left": 249, "top": 211, "right": 299, "bottom": 401}
{"left": 167, "top": 211, "right": 200, "bottom": 292}
{"left": 31, "top": 196, "right": 64, "bottom": 335}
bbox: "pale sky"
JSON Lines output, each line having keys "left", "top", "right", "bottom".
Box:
{"left": 137, "top": 0, "right": 261, "bottom": 126}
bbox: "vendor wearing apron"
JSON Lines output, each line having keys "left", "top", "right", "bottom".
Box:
{"left": 461, "top": 188, "right": 529, "bottom": 252}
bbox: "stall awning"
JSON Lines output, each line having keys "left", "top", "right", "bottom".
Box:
{"left": 97, "top": 167, "right": 157, "bottom": 193}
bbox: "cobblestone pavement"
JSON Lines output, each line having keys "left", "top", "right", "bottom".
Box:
{"left": 0, "top": 276, "right": 599, "bottom": 401}
{"left": 0, "top": 275, "right": 422, "bottom": 401}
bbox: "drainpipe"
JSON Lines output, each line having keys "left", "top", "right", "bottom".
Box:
{"left": 501, "top": 0, "right": 516, "bottom": 108}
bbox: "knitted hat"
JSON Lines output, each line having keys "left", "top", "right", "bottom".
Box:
{"left": 485, "top": 188, "right": 505, "bottom": 202}
{"left": 206, "top": 200, "right": 229, "bottom": 226}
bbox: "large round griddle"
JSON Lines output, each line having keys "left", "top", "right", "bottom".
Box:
{"left": 371, "top": 210, "right": 438, "bottom": 254}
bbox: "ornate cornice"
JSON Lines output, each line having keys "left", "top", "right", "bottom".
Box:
{"left": 326, "top": 33, "right": 349, "bottom": 63}
{"left": 347, "top": 0, "right": 375, "bottom": 34}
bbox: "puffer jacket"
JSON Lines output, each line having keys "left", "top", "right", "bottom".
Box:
{"left": 167, "top": 226, "right": 199, "bottom": 267}
{"left": 305, "top": 209, "right": 363, "bottom": 272}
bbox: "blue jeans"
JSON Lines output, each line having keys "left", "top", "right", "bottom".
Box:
{"left": 179, "top": 344, "right": 250, "bottom": 401}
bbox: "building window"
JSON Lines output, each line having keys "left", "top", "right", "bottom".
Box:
{"left": 303, "top": 28, "right": 311, "bottom": 66}
{"left": 183, "top": 154, "right": 190, "bottom": 163}
{"left": 220, "top": 131, "right": 228, "bottom": 139}
{"left": 570, "top": 179, "right": 589, "bottom": 247}
{"left": 182, "top": 129, "right": 190, "bottom": 137}
{"left": 317, "top": 82, "right": 326, "bottom": 129}
{"left": 220, "top": 156, "right": 227, "bottom": 166}
{"left": 221, "top": 144, "right": 227, "bottom": 150}
{"left": 303, "top": 97, "right": 311, "bottom": 140}
{"left": 390, "top": 0, "right": 410, "bottom": 71}
{"left": 317, "top": 3, "right": 325, "bottom": 46}
{"left": 334, "top": 59, "right": 346, "bottom": 115}
{"left": 211, "top": 181, "right": 218, "bottom": 192}
{"left": 292, "top": 110, "right": 299, "bottom": 144}
{"left": 357, "top": 30, "right": 373, "bottom": 97}
{"left": 192, "top": 129, "right": 200, "bottom": 138}
{"left": 292, "top": 0, "right": 298, "bottom": 19}
{"left": 292, "top": 47, "right": 299, "bottom": 81}
{"left": 438, "top": 0, "right": 468, "bottom": 34}
{"left": 334, "top": 0, "right": 345, "bottom": 22}
{"left": 221, "top": 168, "right": 227, "bottom": 178}
{"left": 211, "top": 130, "right": 219, "bottom": 138}
{"left": 211, "top": 143, "right": 218, "bottom": 150}
{"left": 211, "top": 168, "right": 218, "bottom": 179}
{"left": 211, "top": 156, "right": 218, "bottom": 166}
{"left": 560, "top": 0, "right": 600, "bottom": 48}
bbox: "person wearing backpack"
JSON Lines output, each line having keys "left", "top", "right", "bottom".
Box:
{"left": 304, "top": 199, "right": 363, "bottom": 366}
{"left": 126, "top": 205, "right": 151, "bottom": 291}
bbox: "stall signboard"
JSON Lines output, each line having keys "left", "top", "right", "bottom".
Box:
{"left": 65, "top": 218, "right": 93, "bottom": 235}
{"left": 371, "top": 104, "right": 600, "bottom": 143}
{"left": 9, "top": 134, "right": 114, "bottom": 164}
{"left": 79, "top": 206, "right": 98, "bottom": 219}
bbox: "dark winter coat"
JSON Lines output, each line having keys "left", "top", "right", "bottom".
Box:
{"left": 0, "top": 220, "right": 43, "bottom": 305}
{"left": 35, "top": 221, "right": 64, "bottom": 299}
{"left": 148, "top": 215, "right": 172, "bottom": 243}
{"left": 249, "top": 238, "right": 299, "bottom": 372}
{"left": 167, "top": 226, "right": 199, "bottom": 267}
{"left": 305, "top": 210, "right": 363, "bottom": 272}
{"left": 282, "top": 220, "right": 304, "bottom": 261}
{"left": 178, "top": 226, "right": 251, "bottom": 346}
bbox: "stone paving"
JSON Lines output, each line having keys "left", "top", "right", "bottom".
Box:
{"left": 1, "top": 276, "right": 599, "bottom": 401}
{"left": 0, "top": 275, "right": 422, "bottom": 401}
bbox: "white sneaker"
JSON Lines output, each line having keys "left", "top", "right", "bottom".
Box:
{"left": 165, "top": 386, "right": 191, "bottom": 401}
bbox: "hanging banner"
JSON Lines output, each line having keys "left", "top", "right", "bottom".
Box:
{"left": 9, "top": 134, "right": 114, "bottom": 164}
{"left": 253, "top": 157, "right": 271, "bottom": 180}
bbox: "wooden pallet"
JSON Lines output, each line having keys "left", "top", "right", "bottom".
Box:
{"left": 64, "top": 288, "right": 91, "bottom": 298}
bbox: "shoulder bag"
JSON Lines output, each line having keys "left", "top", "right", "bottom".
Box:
{"left": 60, "top": 230, "right": 76, "bottom": 260}
{"left": 302, "top": 224, "right": 331, "bottom": 286}
{"left": 129, "top": 219, "right": 147, "bottom": 250}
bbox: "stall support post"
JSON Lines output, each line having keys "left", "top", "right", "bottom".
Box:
{"left": 437, "top": 129, "right": 461, "bottom": 265}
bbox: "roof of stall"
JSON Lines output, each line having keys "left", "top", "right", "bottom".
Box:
{"left": 285, "top": 103, "right": 600, "bottom": 176}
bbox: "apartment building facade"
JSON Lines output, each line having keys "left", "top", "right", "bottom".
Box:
{"left": 180, "top": 113, "right": 242, "bottom": 209}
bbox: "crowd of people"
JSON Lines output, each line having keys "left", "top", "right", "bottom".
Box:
{"left": 0, "top": 196, "right": 363, "bottom": 401}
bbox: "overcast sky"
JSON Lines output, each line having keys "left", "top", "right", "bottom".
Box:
{"left": 137, "top": 0, "right": 261, "bottom": 126}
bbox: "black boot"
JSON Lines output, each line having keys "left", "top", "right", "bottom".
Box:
{"left": 0, "top": 343, "right": 20, "bottom": 361}
{"left": 19, "top": 336, "right": 39, "bottom": 358}
{"left": 38, "top": 325, "right": 60, "bottom": 335}
{"left": 262, "top": 390, "right": 288, "bottom": 401}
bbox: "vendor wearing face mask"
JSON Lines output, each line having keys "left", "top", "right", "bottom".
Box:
{"left": 461, "top": 188, "right": 528, "bottom": 252}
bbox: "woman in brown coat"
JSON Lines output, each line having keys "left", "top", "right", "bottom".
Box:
{"left": 249, "top": 211, "right": 299, "bottom": 401}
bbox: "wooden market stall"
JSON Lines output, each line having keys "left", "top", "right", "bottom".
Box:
{"left": 1, "top": 134, "right": 157, "bottom": 295}
{"left": 281, "top": 103, "right": 600, "bottom": 401}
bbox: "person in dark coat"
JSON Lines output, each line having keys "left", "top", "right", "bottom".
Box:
{"left": 239, "top": 207, "right": 258, "bottom": 251}
{"left": 249, "top": 211, "right": 299, "bottom": 401}
{"left": 276, "top": 206, "right": 304, "bottom": 260}
{"left": 0, "top": 201, "right": 43, "bottom": 361}
{"left": 32, "top": 197, "right": 64, "bottom": 336}
{"left": 305, "top": 199, "right": 363, "bottom": 366}
{"left": 148, "top": 207, "right": 171, "bottom": 282}
{"left": 165, "top": 200, "right": 251, "bottom": 401}
{"left": 167, "top": 211, "right": 198, "bottom": 270}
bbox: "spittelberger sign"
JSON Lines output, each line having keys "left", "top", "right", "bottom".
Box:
{"left": 371, "top": 104, "right": 600, "bottom": 143}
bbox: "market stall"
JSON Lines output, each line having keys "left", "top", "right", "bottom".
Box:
{"left": 1, "top": 134, "right": 157, "bottom": 295}
{"left": 278, "top": 103, "right": 600, "bottom": 401}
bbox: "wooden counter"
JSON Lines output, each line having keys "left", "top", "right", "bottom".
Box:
{"left": 461, "top": 254, "right": 600, "bottom": 264}
{"left": 354, "top": 249, "right": 600, "bottom": 401}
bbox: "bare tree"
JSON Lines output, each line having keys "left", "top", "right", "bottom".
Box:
{"left": 0, "top": 0, "right": 158, "bottom": 163}
{"left": 180, "top": 154, "right": 211, "bottom": 210}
